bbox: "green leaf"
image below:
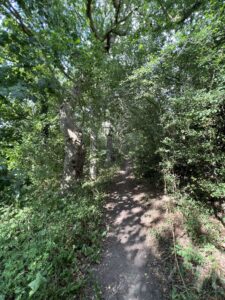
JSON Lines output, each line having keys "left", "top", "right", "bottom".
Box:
{"left": 28, "top": 272, "right": 46, "bottom": 297}
{"left": 75, "top": 38, "right": 81, "bottom": 44}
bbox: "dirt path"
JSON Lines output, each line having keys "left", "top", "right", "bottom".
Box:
{"left": 90, "top": 161, "right": 170, "bottom": 300}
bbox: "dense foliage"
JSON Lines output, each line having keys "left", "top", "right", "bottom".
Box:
{"left": 123, "top": 1, "right": 225, "bottom": 208}
{"left": 0, "top": 187, "right": 103, "bottom": 299}
{"left": 0, "top": 0, "right": 224, "bottom": 299}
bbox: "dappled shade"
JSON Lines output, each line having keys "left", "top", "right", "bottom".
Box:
{"left": 90, "top": 162, "right": 170, "bottom": 299}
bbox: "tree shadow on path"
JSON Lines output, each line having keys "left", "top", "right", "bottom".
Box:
{"left": 88, "top": 161, "right": 171, "bottom": 300}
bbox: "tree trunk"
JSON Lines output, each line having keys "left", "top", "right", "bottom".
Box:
{"left": 89, "top": 130, "right": 97, "bottom": 180}
{"left": 40, "top": 100, "right": 49, "bottom": 143}
{"left": 60, "top": 101, "right": 85, "bottom": 191}
{"left": 106, "top": 124, "right": 114, "bottom": 164}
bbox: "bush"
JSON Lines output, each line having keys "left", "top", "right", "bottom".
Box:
{"left": 161, "top": 89, "right": 225, "bottom": 206}
{"left": 0, "top": 186, "right": 103, "bottom": 299}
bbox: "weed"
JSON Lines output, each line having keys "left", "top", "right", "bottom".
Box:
{"left": 175, "top": 244, "right": 204, "bottom": 269}
{"left": 179, "top": 197, "right": 221, "bottom": 246}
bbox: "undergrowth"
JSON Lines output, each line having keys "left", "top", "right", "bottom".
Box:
{"left": 0, "top": 166, "right": 117, "bottom": 300}
{"left": 170, "top": 195, "right": 225, "bottom": 300}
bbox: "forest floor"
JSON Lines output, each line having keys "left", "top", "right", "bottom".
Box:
{"left": 87, "top": 161, "right": 172, "bottom": 299}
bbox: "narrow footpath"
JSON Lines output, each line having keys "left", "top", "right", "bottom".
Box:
{"left": 90, "top": 161, "right": 170, "bottom": 300}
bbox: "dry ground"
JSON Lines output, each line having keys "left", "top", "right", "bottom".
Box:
{"left": 88, "top": 162, "right": 171, "bottom": 300}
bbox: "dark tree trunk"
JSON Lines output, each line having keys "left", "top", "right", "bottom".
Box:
{"left": 40, "top": 100, "right": 49, "bottom": 142}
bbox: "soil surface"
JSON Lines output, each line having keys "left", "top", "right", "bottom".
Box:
{"left": 89, "top": 161, "right": 171, "bottom": 300}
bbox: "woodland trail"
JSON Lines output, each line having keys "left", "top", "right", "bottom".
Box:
{"left": 89, "top": 161, "right": 170, "bottom": 300}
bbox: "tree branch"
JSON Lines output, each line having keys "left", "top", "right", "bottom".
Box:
{"left": 112, "top": 0, "right": 121, "bottom": 23}
{"left": 157, "top": 0, "right": 173, "bottom": 22}
{"left": 2, "top": 1, "right": 33, "bottom": 36}
{"left": 86, "top": 0, "right": 133, "bottom": 52}
{"left": 175, "top": 0, "right": 203, "bottom": 24}
{"left": 86, "top": 0, "right": 100, "bottom": 40}
{"left": 1, "top": 1, "right": 74, "bottom": 81}
{"left": 158, "top": 0, "right": 203, "bottom": 26}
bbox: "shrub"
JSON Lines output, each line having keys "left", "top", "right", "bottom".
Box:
{"left": 0, "top": 186, "right": 103, "bottom": 299}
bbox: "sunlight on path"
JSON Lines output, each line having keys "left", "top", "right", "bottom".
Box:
{"left": 91, "top": 162, "right": 169, "bottom": 300}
